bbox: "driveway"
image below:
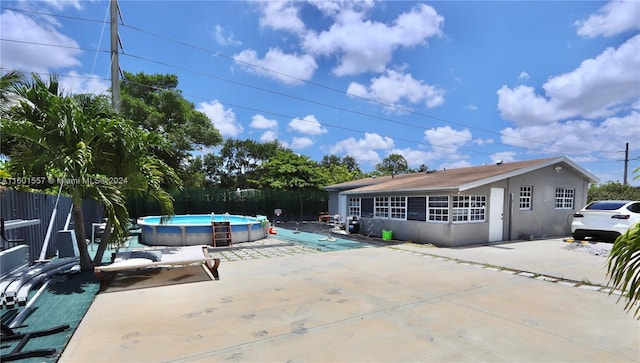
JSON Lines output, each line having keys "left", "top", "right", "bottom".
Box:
{"left": 393, "top": 238, "right": 614, "bottom": 287}
{"left": 60, "top": 236, "right": 638, "bottom": 362}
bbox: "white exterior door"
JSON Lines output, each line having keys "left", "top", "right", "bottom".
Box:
{"left": 339, "top": 193, "right": 347, "bottom": 218}
{"left": 489, "top": 188, "right": 504, "bottom": 242}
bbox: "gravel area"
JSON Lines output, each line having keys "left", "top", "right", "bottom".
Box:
{"left": 563, "top": 241, "right": 612, "bottom": 257}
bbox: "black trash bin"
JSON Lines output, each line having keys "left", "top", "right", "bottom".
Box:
{"left": 348, "top": 217, "right": 360, "bottom": 234}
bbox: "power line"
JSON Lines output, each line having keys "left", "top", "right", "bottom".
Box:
{"left": 0, "top": 38, "right": 109, "bottom": 53}
{"left": 1, "top": 6, "right": 626, "bottom": 162}
{"left": 119, "top": 52, "right": 536, "bottom": 155}
{"left": 0, "top": 36, "right": 508, "bottom": 151}
{"left": 0, "top": 68, "right": 110, "bottom": 82}
{"left": 2, "top": 5, "right": 572, "bottom": 153}
{"left": 117, "top": 76, "right": 493, "bottom": 155}
{"left": 0, "top": 36, "right": 612, "bottom": 162}
{"left": 89, "top": 2, "right": 111, "bottom": 77}
{"left": 0, "top": 6, "right": 107, "bottom": 24}
{"left": 118, "top": 22, "right": 542, "bottom": 143}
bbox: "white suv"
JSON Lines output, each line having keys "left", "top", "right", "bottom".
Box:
{"left": 571, "top": 200, "right": 640, "bottom": 241}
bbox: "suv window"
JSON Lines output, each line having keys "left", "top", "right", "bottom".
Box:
{"left": 586, "top": 201, "right": 627, "bottom": 210}
{"left": 627, "top": 203, "right": 640, "bottom": 213}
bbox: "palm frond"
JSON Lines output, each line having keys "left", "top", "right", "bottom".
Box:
{"left": 607, "top": 222, "right": 640, "bottom": 319}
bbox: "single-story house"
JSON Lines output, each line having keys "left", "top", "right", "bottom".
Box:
{"left": 324, "top": 156, "right": 599, "bottom": 247}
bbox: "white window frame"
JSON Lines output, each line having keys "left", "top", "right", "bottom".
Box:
{"left": 519, "top": 186, "right": 532, "bottom": 210}
{"left": 555, "top": 188, "right": 574, "bottom": 209}
{"left": 452, "top": 195, "right": 486, "bottom": 223}
{"left": 427, "top": 195, "right": 449, "bottom": 223}
{"left": 348, "top": 197, "right": 361, "bottom": 217}
{"left": 389, "top": 196, "right": 406, "bottom": 220}
{"left": 374, "top": 197, "right": 389, "bottom": 218}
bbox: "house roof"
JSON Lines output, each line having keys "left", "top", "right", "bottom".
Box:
{"left": 325, "top": 156, "right": 599, "bottom": 194}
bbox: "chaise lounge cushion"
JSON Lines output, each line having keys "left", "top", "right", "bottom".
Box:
{"left": 129, "top": 250, "right": 162, "bottom": 262}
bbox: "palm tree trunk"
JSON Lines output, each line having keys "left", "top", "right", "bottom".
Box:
{"left": 72, "top": 194, "right": 93, "bottom": 271}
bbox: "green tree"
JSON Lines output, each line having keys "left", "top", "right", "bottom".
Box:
{"left": 203, "top": 153, "right": 224, "bottom": 185}
{"left": 182, "top": 156, "right": 205, "bottom": 189}
{"left": 91, "top": 124, "right": 181, "bottom": 265}
{"left": 214, "top": 139, "right": 283, "bottom": 189}
{"left": 375, "top": 153, "right": 409, "bottom": 176}
{"left": 320, "top": 155, "right": 342, "bottom": 168}
{"left": 416, "top": 164, "right": 429, "bottom": 172}
{"left": 253, "top": 149, "right": 325, "bottom": 190}
{"left": 2, "top": 74, "right": 128, "bottom": 270}
{"left": 341, "top": 155, "right": 362, "bottom": 174}
{"left": 588, "top": 181, "right": 640, "bottom": 202}
{"left": 119, "top": 72, "right": 223, "bottom": 186}
{"left": 607, "top": 166, "right": 640, "bottom": 319}
{"left": 2, "top": 73, "right": 180, "bottom": 270}
{"left": 319, "top": 154, "right": 363, "bottom": 184}
{"left": 1, "top": 70, "right": 23, "bottom": 112}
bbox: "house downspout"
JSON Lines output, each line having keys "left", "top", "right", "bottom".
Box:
{"left": 507, "top": 177, "right": 513, "bottom": 241}
{"left": 508, "top": 193, "right": 513, "bottom": 241}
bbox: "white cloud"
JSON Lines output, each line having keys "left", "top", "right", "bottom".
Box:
{"left": 250, "top": 114, "right": 278, "bottom": 129}
{"left": 290, "top": 136, "right": 315, "bottom": 150}
{"left": 500, "top": 111, "right": 640, "bottom": 158}
{"left": 258, "top": 1, "right": 305, "bottom": 33}
{"left": 423, "top": 126, "right": 473, "bottom": 158}
{"left": 440, "top": 159, "right": 472, "bottom": 170}
{"left": 45, "top": 0, "right": 83, "bottom": 11}
{"left": 59, "top": 71, "right": 110, "bottom": 95}
{"left": 518, "top": 72, "right": 529, "bottom": 81}
{"left": 233, "top": 48, "right": 318, "bottom": 84}
{"left": 214, "top": 24, "right": 241, "bottom": 46}
{"left": 575, "top": 1, "right": 640, "bottom": 38}
{"left": 388, "top": 148, "right": 435, "bottom": 169}
{"left": 542, "top": 35, "right": 640, "bottom": 118}
{"left": 497, "top": 35, "right": 640, "bottom": 125}
{"left": 328, "top": 132, "right": 394, "bottom": 166}
{"left": 302, "top": 3, "right": 443, "bottom": 76}
{"left": 259, "top": 130, "right": 278, "bottom": 142}
{"left": 249, "top": 114, "right": 279, "bottom": 143}
{"left": 0, "top": 10, "right": 81, "bottom": 73}
{"left": 496, "top": 85, "right": 563, "bottom": 126}
{"left": 197, "top": 100, "right": 244, "bottom": 137}
{"left": 311, "top": 1, "right": 376, "bottom": 18}
{"left": 490, "top": 152, "right": 517, "bottom": 164}
{"left": 288, "top": 115, "right": 327, "bottom": 135}
{"left": 347, "top": 69, "right": 445, "bottom": 112}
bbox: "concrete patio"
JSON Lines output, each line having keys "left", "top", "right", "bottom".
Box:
{"left": 59, "top": 238, "right": 639, "bottom": 362}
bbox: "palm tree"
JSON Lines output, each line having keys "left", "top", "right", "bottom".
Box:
{"left": 92, "top": 125, "right": 181, "bottom": 265}
{"left": 1, "top": 71, "right": 23, "bottom": 110}
{"left": 2, "top": 75, "right": 180, "bottom": 271}
{"left": 607, "top": 167, "right": 640, "bottom": 319}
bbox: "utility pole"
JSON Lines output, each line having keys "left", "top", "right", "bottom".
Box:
{"left": 110, "top": 0, "right": 120, "bottom": 113}
{"left": 623, "top": 143, "right": 629, "bottom": 185}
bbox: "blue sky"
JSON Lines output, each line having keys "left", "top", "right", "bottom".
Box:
{"left": 2, "top": 1, "right": 639, "bottom": 185}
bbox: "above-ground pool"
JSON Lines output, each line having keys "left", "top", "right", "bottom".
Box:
{"left": 137, "top": 214, "right": 269, "bottom": 246}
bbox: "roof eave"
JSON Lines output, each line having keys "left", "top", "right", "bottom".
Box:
{"left": 342, "top": 186, "right": 459, "bottom": 195}
{"left": 458, "top": 156, "right": 600, "bottom": 191}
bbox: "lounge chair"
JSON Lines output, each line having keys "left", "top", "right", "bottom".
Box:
{"left": 94, "top": 245, "right": 220, "bottom": 291}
